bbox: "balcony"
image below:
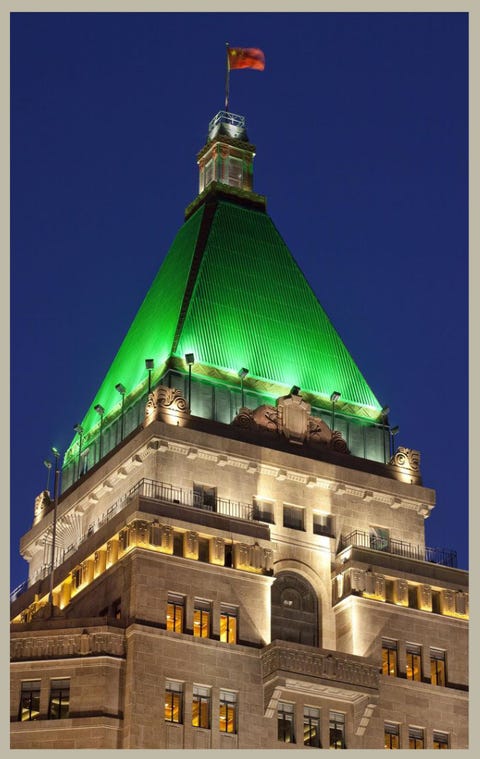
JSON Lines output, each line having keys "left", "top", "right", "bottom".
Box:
{"left": 339, "top": 530, "right": 457, "bottom": 568}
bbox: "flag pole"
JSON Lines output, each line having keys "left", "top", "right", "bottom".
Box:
{"left": 225, "top": 42, "right": 230, "bottom": 112}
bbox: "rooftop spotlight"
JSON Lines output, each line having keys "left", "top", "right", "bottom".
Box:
{"left": 290, "top": 385, "right": 300, "bottom": 396}
{"left": 330, "top": 391, "right": 341, "bottom": 403}
{"left": 115, "top": 383, "right": 126, "bottom": 395}
{"left": 185, "top": 353, "right": 195, "bottom": 365}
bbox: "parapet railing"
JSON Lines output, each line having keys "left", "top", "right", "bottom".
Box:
{"left": 340, "top": 530, "right": 457, "bottom": 568}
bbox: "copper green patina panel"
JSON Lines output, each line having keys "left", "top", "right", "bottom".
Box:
{"left": 176, "top": 201, "right": 381, "bottom": 411}
{"left": 64, "top": 206, "right": 205, "bottom": 463}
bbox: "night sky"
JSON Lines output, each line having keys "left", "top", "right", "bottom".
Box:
{"left": 10, "top": 12, "right": 468, "bottom": 592}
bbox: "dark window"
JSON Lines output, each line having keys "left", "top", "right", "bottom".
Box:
{"left": 430, "top": 649, "right": 446, "bottom": 686}
{"left": 165, "top": 680, "right": 183, "bottom": 723}
{"left": 252, "top": 498, "right": 274, "bottom": 524}
{"left": 173, "top": 532, "right": 183, "bottom": 556}
{"left": 384, "top": 722, "right": 400, "bottom": 749}
{"left": 193, "top": 483, "right": 217, "bottom": 511}
{"left": 369, "top": 525, "right": 389, "bottom": 551}
{"left": 329, "top": 711, "right": 346, "bottom": 749}
{"left": 18, "top": 681, "right": 41, "bottom": 722}
{"left": 304, "top": 706, "right": 320, "bottom": 747}
{"left": 409, "top": 727, "right": 424, "bottom": 749}
{"left": 283, "top": 505, "right": 304, "bottom": 531}
{"left": 48, "top": 679, "right": 70, "bottom": 719}
{"left": 198, "top": 538, "right": 209, "bottom": 562}
{"left": 313, "top": 512, "right": 334, "bottom": 536}
{"left": 192, "top": 685, "right": 210, "bottom": 729}
{"left": 277, "top": 702, "right": 295, "bottom": 743}
{"left": 112, "top": 598, "right": 121, "bottom": 619}
{"left": 219, "top": 690, "right": 237, "bottom": 733}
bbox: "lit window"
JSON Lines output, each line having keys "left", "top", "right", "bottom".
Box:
{"left": 167, "top": 593, "right": 184, "bottom": 633}
{"left": 277, "top": 702, "right": 295, "bottom": 743}
{"left": 313, "top": 512, "right": 334, "bottom": 537}
{"left": 409, "top": 726, "right": 424, "bottom": 749}
{"left": 165, "top": 680, "right": 183, "bottom": 723}
{"left": 220, "top": 604, "right": 237, "bottom": 643}
{"left": 303, "top": 706, "right": 320, "bottom": 747}
{"left": 283, "top": 504, "right": 304, "bottom": 531}
{"left": 406, "top": 644, "right": 422, "bottom": 681}
{"left": 219, "top": 690, "right": 237, "bottom": 733}
{"left": 193, "top": 599, "right": 211, "bottom": 638}
{"left": 192, "top": 685, "right": 210, "bottom": 729}
{"left": 18, "top": 681, "right": 41, "bottom": 722}
{"left": 193, "top": 483, "right": 217, "bottom": 511}
{"left": 370, "top": 525, "right": 390, "bottom": 551}
{"left": 382, "top": 639, "right": 398, "bottom": 676}
{"left": 384, "top": 722, "right": 400, "bottom": 749}
{"left": 329, "top": 711, "right": 346, "bottom": 749}
{"left": 430, "top": 649, "right": 446, "bottom": 686}
{"left": 433, "top": 731, "right": 449, "bottom": 749}
{"left": 252, "top": 497, "right": 274, "bottom": 524}
{"left": 48, "top": 679, "right": 70, "bottom": 719}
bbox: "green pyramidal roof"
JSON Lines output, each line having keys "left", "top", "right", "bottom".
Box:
{"left": 65, "top": 191, "right": 382, "bottom": 463}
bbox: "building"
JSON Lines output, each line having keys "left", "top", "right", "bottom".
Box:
{"left": 10, "top": 109, "right": 468, "bottom": 749}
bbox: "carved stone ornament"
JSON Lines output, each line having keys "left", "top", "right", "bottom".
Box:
{"left": 232, "top": 391, "right": 349, "bottom": 453}
{"left": 33, "top": 490, "right": 52, "bottom": 525}
{"left": 144, "top": 386, "right": 189, "bottom": 426}
{"left": 389, "top": 447, "right": 420, "bottom": 471}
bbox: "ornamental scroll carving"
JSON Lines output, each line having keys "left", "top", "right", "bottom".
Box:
{"left": 389, "top": 447, "right": 420, "bottom": 471}
{"left": 232, "top": 392, "right": 349, "bottom": 453}
{"left": 11, "top": 630, "right": 126, "bottom": 661}
{"left": 33, "top": 490, "right": 52, "bottom": 525}
{"left": 144, "top": 386, "right": 189, "bottom": 426}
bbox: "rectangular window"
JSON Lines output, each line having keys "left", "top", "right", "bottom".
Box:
{"left": 370, "top": 525, "right": 390, "bottom": 551}
{"left": 406, "top": 644, "right": 422, "bottom": 681}
{"left": 166, "top": 593, "right": 184, "bottom": 633}
{"left": 220, "top": 604, "right": 237, "bottom": 643}
{"left": 329, "top": 711, "right": 346, "bottom": 749}
{"left": 193, "top": 599, "right": 211, "bottom": 638}
{"left": 18, "top": 681, "right": 41, "bottom": 722}
{"left": 193, "top": 483, "right": 217, "bottom": 511}
{"left": 430, "top": 649, "right": 446, "bottom": 686}
{"left": 204, "top": 158, "right": 214, "bottom": 188}
{"left": 252, "top": 497, "right": 274, "bottom": 524}
{"left": 192, "top": 685, "right": 211, "bottom": 729}
{"left": 277, "top": 702, "right": 295, "bottom": 743}
{"left": 219, "top": 690, "right": 237, "bottom": 734}
{"left": 313, "top": 512, "right": 334, "bottom": 537}
{"left": 283, "top": 504, "right": 305, "bottom": 531}
{"left": 433, "top": 731, "right": 449, "bottom": 749}
{"left": 48, "top": 679, "right": 70, "bottom": 719}
{"left": 112, "top": 598, "right": 121, "bottom": 619}
{"left": 165, "top": 680, "right": 183, "bottom": 724}
{"left": 228, "top": 156, "right": 243, "bottom": 187}
{"left": 409, "top": 727, "right": 424, "bottom": 749}
{"left": 303, "top": 706, "right": 320, "bottom": 747}
{"left": 384, "top": 722, "right": 400, "bottom": 749}
{"left": 382, "top": 639, "right": 398, "bottom": 676}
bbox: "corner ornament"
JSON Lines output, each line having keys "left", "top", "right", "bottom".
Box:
{"left": 144, "top": 386, "right": 189, "bottom": 427}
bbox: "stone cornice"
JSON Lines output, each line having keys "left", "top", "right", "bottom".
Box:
{"left": 10, "top": 627, "right": 126, "bottom": 661}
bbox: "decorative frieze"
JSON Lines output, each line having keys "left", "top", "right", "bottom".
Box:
{"left": 11, "top": 629, "right": 126, "bottom": 661}
{"left": 184, "top": 531, "right": 199, "bottom": 560}
{"left": 393, "top": 578, "right": 409, "bottom": 606}
{"left": 233, "top": 542, "right": 273, "bottom": 573}
{"left": 144, "top": 386, "right": 189, "bottom": 426}
{"left": 417, "top": 584, "right": 432, "bottom": 612}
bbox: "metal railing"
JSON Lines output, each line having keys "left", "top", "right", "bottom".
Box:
{"left": 340, "top": 530, "right": 457, "bottom": 568}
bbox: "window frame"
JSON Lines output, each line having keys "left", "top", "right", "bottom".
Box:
{"left": 329, "top": 710, "right": 346, "bottom": 749}
{"left": 165, "top": 679, "right": 183, "bottom": 724}
{"left": 219, "top": 689, "right": 237, "bottom": 734}
{"left": 283, "top": 503, "right": 305, "bottom": 531}
{"left": 408, "top": 726, "right": 425, "bottom": 749}
{"left": 430, "top": 648, "right": 446, "bottom": 686}
{"left": 406, "top": 643, "right": 422, "bottom": 681}
{"left": 277, "top": 701, "right": 295, "bottom": 744}
{"left": 303, "top": 705, "right": 321, "bottom": 747}
{"left": 192, "top": 685, "right": 211, "bottom": 729}
{"left": 166, "top": 593, "right": 185, "bottom": 633}
{"left": 18, "top": 680, "right": 41, "bottom": 722}
{"left": 220, "top": 604, "right": 238, "bottom": 644}
{"left": 313, "top": 511, "right": 334, "bottom": 537}
{"left": 382, "top": 638, "right": 398, "bottom": 677}
{"left": 384, "top": 721, "right": 400, "bottom": 749}
{"left": 433, "top": 731, "right": 449, "bottom": 749}
{"left": 193, "top": 599, "right": 211, "bottom": 638}
{"left": 48, "top": 678, "right": 70, "bottom": 720}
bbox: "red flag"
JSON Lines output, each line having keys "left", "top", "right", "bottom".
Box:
{"left": 228, "top": 47, "right": 265, "bottom": 71}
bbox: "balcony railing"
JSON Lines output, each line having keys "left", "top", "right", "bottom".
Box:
{"left": 340, "top": 530, "right": 457, "bottom": 568}
{"left": 16, "top": 478, "right": 255, "bottom": 596}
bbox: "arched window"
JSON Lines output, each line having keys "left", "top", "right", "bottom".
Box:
{"left": 271, "top": 572, "right": 318, "bottom": 646}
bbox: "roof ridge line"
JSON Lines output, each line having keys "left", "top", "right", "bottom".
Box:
{"left": 171, "top": 200, "right": 218, "bottom": 356}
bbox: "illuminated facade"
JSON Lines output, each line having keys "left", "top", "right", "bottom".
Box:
{"left": 10, "top": 111, "right": 468, "bottom": 749}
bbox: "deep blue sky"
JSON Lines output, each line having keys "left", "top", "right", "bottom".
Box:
{"left": 10, "top": 12, "right": 468, "bottom": 591}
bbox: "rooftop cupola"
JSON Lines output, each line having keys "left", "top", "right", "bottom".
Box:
{"left": 197, "top": 111, "right": 256, "bottom": 194}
